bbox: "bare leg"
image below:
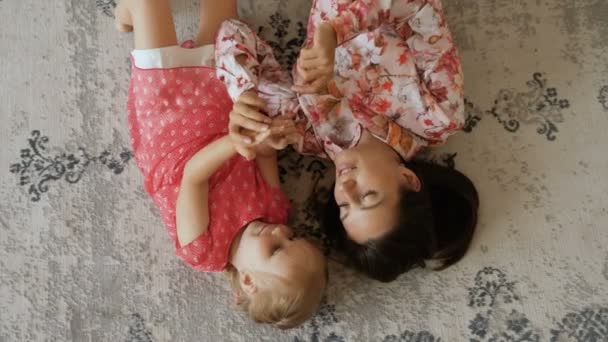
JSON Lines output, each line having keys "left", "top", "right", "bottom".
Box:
{"left": 115, "top": 0, "right": 178, "bottom": 49}
{"left": 195, "top": 0, "right": 238, "bottom": 46}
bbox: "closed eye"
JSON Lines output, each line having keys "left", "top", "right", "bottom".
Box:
{"left": 272, "top": 245, "right": 283, "bottom": 256}
{"left": 362, "top": 191, "right": 377, "bottom": 200}
{"left": 361, "top": 191, "right": 384, "bottom": 210}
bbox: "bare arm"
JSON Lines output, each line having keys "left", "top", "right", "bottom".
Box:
{"left": 176, "top": 136, "right": 236, "bottom": 246}
{"left": 255, "top": 152, "right": 281, "bottom": 188}
{"left": 195, "top": 0, "right": 238, "bottom": 45}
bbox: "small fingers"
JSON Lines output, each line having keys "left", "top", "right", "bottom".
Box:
{"left": 266, "top": 126, "right": 298, "bottom": 150}
{"left": 266, "top": 138, "right": 289, "bottom": 150}
{"left": 229, "top": 124, "right": 254, "bottom": 144}
{"left": 270, "top": 117, "right": 295, "bottom": 126}
{"left": 237, "top": 91, "right": 268, "bottom": 113}
{"left": 297, "top": 65, "right": 330, "bottom": 83}
{"left": 298, "top": 57, "right": 329, "bottom": 69}
{"left": 283, "top": 111, "right": 297, "bottom": 119}
{"left": 252, "top": 130, "right": 272, "bottom": 144}
{"left": 276, "top": 131, "right": 300, "bottom": 149}
{"left": 286, "top": 131, "right": 301, "bottom": 144}
{"left": 299, "top": 48, "right": 320, "bottom": 60}
{"left": 292, "top": 77, "right": 330, "bottom": 94}
{"left": 231, "top": 107, "right": 270, "bottom": 132}
{"left": 233, "top": 102, "right": 271, "bottom": 124}
{"left": 268, "top": 124, "right": 296, "bottom": 136}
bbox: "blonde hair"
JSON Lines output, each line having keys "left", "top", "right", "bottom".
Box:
{"left": 225, "top": 264, "right": 327, "bottom": 329}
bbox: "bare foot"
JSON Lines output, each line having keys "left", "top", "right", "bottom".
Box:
{"left": 114, "top": 0, "right": 133, "bottom": 32}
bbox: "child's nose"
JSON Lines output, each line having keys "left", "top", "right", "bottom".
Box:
{"left": 339, "top": 178, "right": 356, "bottom": 190}
{"left": 339, "top": 179, "right": 359, "bottom": 203}
{"left": 271, "top": 225, "right": 293, "bottom": 238}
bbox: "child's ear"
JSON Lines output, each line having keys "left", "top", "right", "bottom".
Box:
{"left": 398, "top": 165, "right": 421, "bottom": 192}
{"left": 233, "top": 291, "right": 244, "bottom": 305}
{"left": 239, "top": 272, "right": 257, "bottom": 297}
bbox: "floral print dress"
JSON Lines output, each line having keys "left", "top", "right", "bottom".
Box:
{"left": 293, "top": 0, "right": 465, "bottom": 160}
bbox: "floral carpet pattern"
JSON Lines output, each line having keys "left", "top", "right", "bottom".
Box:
{"left": 0, "top": 0, "right": 607, "bottom": 341}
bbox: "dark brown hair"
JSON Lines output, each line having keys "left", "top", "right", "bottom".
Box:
{"left": 324, "top": 161, "right": 479, "bottom": 282}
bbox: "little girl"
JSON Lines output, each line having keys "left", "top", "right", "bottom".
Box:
{"left": 115, "top": 0, "right": 326, "bottom": 328}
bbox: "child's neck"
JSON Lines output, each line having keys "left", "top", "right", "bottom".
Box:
{"left": 359, "top": 129, "right": 389, "bottom": 149}
{"left": 358, "top": 129, "right": 402, "bottom": 161}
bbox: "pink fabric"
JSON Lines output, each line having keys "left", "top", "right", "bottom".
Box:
{"left": 215, "top": 20, "right": 299, "bottom": 118}
{"left": 126, "top": 25, "right": 290, "bottom": 272}
{"left": 213, "top": 20, "right": 323, "bottom": 156}
{"left": 291, "top": 0, "right": 465, "bottom": 160}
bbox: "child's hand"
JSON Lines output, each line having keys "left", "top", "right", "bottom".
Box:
{"left": 246, "top": 118, "right": 300, "bottom": 158}
{"left": 262, "top": 117, "right": 300, "bottom": 153}
{"left": 230, "top": 90, "right": 271, "bottom": 142}
{"left": 293, "top": 23, "right": 337, "bottom": 94}
{"left": 230, "top": 116, "right": 299, "bottom": 160}
{"left": 229, "top": 128, "right": 260, "bottom": 161}
{"left": 248, "top": 118, "right": 300, "bottom": 157}
{"left": 229, "top": 91, "right": 272, "bottom": 160}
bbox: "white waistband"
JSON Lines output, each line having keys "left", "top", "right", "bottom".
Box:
{"left": 131, "top": 44, "right": 215, "bottom": 69}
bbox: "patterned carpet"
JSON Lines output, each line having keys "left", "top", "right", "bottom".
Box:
{"left": 1, "top": 0, "right": 607, "bottom": 341}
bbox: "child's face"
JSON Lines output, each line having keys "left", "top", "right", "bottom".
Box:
{"left": 233, "top": 221, "right": 325, "bottom": 279}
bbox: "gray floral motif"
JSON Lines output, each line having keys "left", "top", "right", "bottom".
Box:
{"left": 9, "top": 130, "right": 133, "bottom": 202}
{"left": 294, "top": 303, "right": 342, "bottom": 342}
{"left": 468, "top": 267, "right": 520, "bottom": 308}
{"left": 463, "top": 98, "right": 483, "bottom": 133}
{"left": 383, "top": 331, "right": 441, "bottom": 342}
{"left": 550, "top": 307, "right": 608, "bottom": 342}
{"left": 126, "top": 313, "right": 153, "bottom": 342}
{"left": 289, "top": 267, "right": 605, "bottom": 341}
{"left": 279, "top": 150, "right": 332, "bottom": 250}
{"left": 603, "top": 255, "right": 608, "bottom": 281}
{"left": 598, "top": 86, "right": 608, "bottom": 111}
{"left": 490, "top": 73, "right": 568, "bottom": 141}
{"left": 256, "top": 0, "right": 307, "bottom": 69}
{"left": 294, "top": 302, "right": 442, "bottom": 342}
{"left": 96, "top": 0, "right": 116, "bottom": 17}
{"left": 462, "top": 73, "right": 570, "bottom": 141}
{"left": 469, "top": 312, "right": 490, "bottom": 338}
{"left": 279, "top": 151, "right": 329, "bottom": 184}
{"left": 499, "top": 310, "right": 540, "bottom": 342}
{"left": 469, "top": 310, "right": 540, "bottom": 342}
{"left": 323, "top": 333, "right": 347, "bottom": 342}
{"left": 467, "top": 268, "right": 541, "bottom": 342}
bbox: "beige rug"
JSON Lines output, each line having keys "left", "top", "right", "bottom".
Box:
{"left": 1, "top": 0, "right": 607, "bottom": 341}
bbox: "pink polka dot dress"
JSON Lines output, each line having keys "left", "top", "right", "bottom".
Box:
{"left": 126, "top": 21, "right": 290, "bottom": 272}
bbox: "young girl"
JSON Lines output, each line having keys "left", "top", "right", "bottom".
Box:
{"left": 234, "top": 0, "right": 478, "bottom": 282}
{"left": 115, "top": 0, "right": 326, "bottom": 328}
{"left": 296, "top": 0, "right": 478, "bottom": 282}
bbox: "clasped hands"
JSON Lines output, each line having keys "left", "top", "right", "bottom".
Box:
{"left": 228, "top": 90, "right": 298, "bottom": 160}
{"left": 229, "top": 23, "right": 338, "bottom": 160}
